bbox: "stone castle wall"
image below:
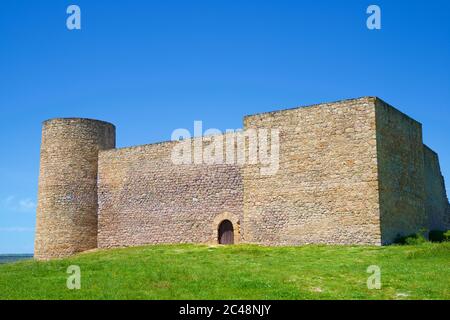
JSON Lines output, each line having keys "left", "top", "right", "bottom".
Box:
{"left": 35, "top": 97, "right": 450, "bottom": 259}
{"left": 242, "top": 97, "right": 382, "bottom": 245}
{"left": 35, "top": 119, "right": 115, "bottom": 260}
{"left": 423, "top": 145, "right": 450, "bottom": 231}
{"left": 375, "top": 99, "right": 427, "bottom": 244}
{"left": 97, "top": 140, "right": 243, "bottom": 248}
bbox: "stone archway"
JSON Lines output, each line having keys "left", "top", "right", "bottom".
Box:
{"left": 212, "top": 212, "right": 240, "bottom": 244}
{"left": 218, "top": 220, "right": 234, "bottom": 245}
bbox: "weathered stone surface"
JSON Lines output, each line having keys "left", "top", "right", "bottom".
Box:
{"left": 423, "top": 145, "right": 450, "bottom": 231}
{"left": 243, "top": 97, "right": 381, "bottom": 245}
{"left": 97, "top": 141, "right": 243, "bottom": 248}
{"left": 375, "top": 99, "right": 427, "bottom": 244}
{"left": 35, "top": 118, "right": 115, "bottom": 260}
{"left": 34, "top": 97, "right": 450, "bottom": 259}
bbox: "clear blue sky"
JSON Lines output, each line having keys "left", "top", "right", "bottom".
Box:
{"left": 0, "top": 0, "right": 449, "bottom": 253}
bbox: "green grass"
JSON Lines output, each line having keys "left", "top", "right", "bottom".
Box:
{"left": 0, "top": 243, "right": 449, "bottom": 300}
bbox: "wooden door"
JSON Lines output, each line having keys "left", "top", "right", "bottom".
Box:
{"left": 218, "top": 220, "right": 234, "bottom": 245}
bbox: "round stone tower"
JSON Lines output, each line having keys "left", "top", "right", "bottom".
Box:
{"left": 34, "top": 118, "right": 116, "bottom": 260}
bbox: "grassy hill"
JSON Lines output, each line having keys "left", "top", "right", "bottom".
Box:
{"left": 0, "top": 243, "right": 449, "bottom": 300}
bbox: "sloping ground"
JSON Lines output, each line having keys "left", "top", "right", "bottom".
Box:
{"left": 0, "top": 243, "right": 448, "bottom": 300}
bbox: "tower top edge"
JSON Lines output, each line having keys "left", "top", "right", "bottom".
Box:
{"left": 42, "top": 118, "right": 115, "bottom": 128}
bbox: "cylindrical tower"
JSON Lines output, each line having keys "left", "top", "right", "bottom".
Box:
{"left": 35, "top": 118, "right": 116, "bottom": 260}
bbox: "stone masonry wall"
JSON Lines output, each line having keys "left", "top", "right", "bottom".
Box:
{"left": 36, "top": 97, "right": 450, "bottom": 258}
{"left": 375, "top": 99, "right": 427, "bottom": 244}
{"left": 97, "top": 140, "right": 243, "bottom": 248}
{"left": 423, "top": 145, "right": 450, "bottom": 231}
{"left": 35, "top": 118, "right": 116, "bottom": 260}
{"left": 242, "top": 97, "right": 382, "bottom": 245}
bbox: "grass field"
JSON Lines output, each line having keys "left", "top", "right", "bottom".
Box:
{"left": 0, "top": 243, "right": 449, "bottom": 300}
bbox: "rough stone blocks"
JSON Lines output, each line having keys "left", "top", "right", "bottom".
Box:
{"left": 34, "top": 97, "right": 449, "bottom": 259}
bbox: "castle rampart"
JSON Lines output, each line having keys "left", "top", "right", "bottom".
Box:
{"left": 97, "top": 140, "right": 243, "bottom": 248}
{"left": 243, "top": 97, "right": 381, "bottom": 245}
{"left": 34, "top": 97, "right": 450, "bottom": 259}
{"left": 423, "top": 145, "right": 450, "bottom": 230}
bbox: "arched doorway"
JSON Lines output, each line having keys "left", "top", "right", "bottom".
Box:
{"left": 218, "top": 220, "right": 234, "bottom": 245}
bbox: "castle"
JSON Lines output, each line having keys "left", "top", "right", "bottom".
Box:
{"left": 34, "top": 97, "right": 450, "bottom": 260}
